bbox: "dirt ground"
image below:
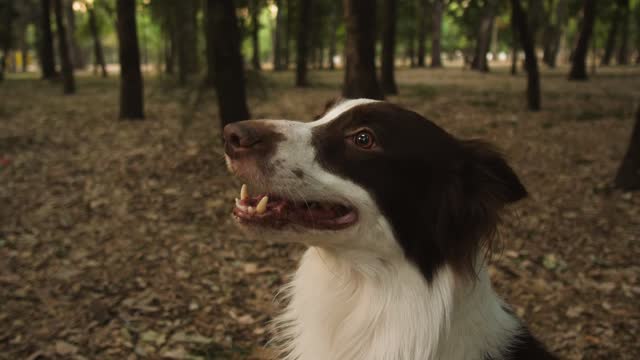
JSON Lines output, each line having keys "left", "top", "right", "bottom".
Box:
{"left": 1, "top": 66, "right": 639, "bottom": 360}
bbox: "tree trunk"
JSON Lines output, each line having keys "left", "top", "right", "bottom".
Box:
{"left": 615, "top": 106, "right": 640, "bottom": 190}
{"left": 295, "top": 0, "right": 311, "bottom": 86}
{"left": 210, "top": 0, "right": 250, "bottom": 127}
{"left": 64, "top": 0, "right": 84, "bottom": 69}
{"left": 511, "top": 0, "right": 541, "bottom": 111}
{"left": 0, "top": 0, "right": 12, "bottom": 82}
{"left": 430, "top": 0, "right": 443, "bottom": 68}
{"left": 342, "top": 0, "right": 383, "bottom": 99}
{"left": 328, "top": 4, "right": 338, "bottom": 70}
{"left": 116, "top": 0, "right": 144, "bottom": 119}
{"left": 204, "top": 0, "right": 215, "bottom": 85}
{"left": 408, "top": 26, "right": 416, "bottom": 67}
{"left": 601, "top": 9, "right": 620, "bottom": 66}
{"left": 416, "top": 0, "right": 427, "bottom": 67}
{"left": 542, "top": 0, "right": 568, "bottom": 68}
{"left": 472, "top": 0, "right": 497, "bottom": 72}
{"left": 568, "top": 0, "right": 595, "bottom": 80}
{"left": 284, "top": 0, "right": 292, "bottom": 68}
{"left": 251, "top": 0, "right": 261, "bottom": 70}
{"left": 273, "top": 0, "right": 283, "bottom": 70}
{"left": 177, "top": 1, "right": 198, "bottom": 84}
{"left": 511, "top": 22, "right": 519, "bottom": 75}
{"left": 381, "top": 0, "right": 398, "bottom": 95}
{"left": 88, "top": 7, "right": 107, "bottom": 77}
{"left": 53, "top": 0, "right": 75, "bottom": 94}
{"left": 616, "top": 0, "right": 630, "bottom": 65}
{"left": 40, "top": 0, "right": 56, "bottom": 78}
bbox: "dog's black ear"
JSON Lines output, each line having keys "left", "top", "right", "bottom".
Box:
{"left": 461, "top": 140, "right": 528, "bottom": 204}
{"left": 435, "top": 140, "right": 527, "bottom": 276}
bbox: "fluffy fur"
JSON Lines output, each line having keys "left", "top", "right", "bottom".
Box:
{"left": 223, "top": 99, "right": 556, "bottom": 360}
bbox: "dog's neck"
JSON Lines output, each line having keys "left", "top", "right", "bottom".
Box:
{"left": 275, "top": 247, "right": 522, "bottom": 360}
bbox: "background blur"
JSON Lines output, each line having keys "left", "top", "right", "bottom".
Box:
{"left": 1, "top": 0, "right": 639, "bottom": 359}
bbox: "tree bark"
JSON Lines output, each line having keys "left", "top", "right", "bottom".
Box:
{"left": 210, "top": 0, "right": 250, "bottom": 127}
{"left": 204, "top": 0, "right": 215, "bottom": 84}
{"left": 273, "top": 0, "right": 283, "bottom": 70}
{"left": 284, "top": 0, "right": 292, "bottom": 68}
{"left": 40, "top": 0, "right": 56, "bottom": 79}
{"left": 511, "top": 21, "right": 519, "bottom": 75}
{"left": 177, "top": 1, "right": 198, "bottom": 84}
{"left": 328, "top": 3, "right": 339, "bottom": 70}
{"left": 472, "top": 0, "right": 498, "bottom": 72}
{"left": 53, "top": 0, "right": 75, "bottom": 94}
{"left": 511, "top": 0, "right": 541, "bottom": 111}
{"left": 296, "top": 0, "right": 311, "bottom": 86}
{"left": 601, "top": 7, "right": 620, "bottom": 66}
{"left": 64, "top": 0, "right": 84, "bottom": 69}
{"left": 430, "top": 0, "right": 443, "bottom": 68}
{"left": 0, "top": 0, "right": 13, "bottom": 82}
{"left": 251, "top": 0, "right": 261, "bottom": 70}
{"left": 408, "top": 25, "right": 416, "bottom": 67}
{"left": 88, "top": 6, "right": 107, "bottom": 77}
{"left": 615, "top": 106, "right": 640, "bottom": 190}
{"left": 381, "top": 0, "right": 398, "bottom": 95}
{"left": 116, "top": 0, "right": 144, "bottom": 119}
{"left": 342, "top": 0, "right": 383, "bottom": 99}
{"left": 616, "top": 0, "right": 630, "bottom": 65}
{"left": 542, "top": 0, "right": 567, "bottom": 68}
{"left": 568, "top": 0, "right": 595, "bottom": 80}
{"left": 416, "top": 0, "right": 427, "bottom": 67}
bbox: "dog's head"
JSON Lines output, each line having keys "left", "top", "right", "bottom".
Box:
{"left": 224, "top": 99, "right": 527, "bottom": 280}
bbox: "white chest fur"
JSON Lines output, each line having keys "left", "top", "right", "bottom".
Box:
{"left": 273, "top": 248, "right": 522, "bottom": 360}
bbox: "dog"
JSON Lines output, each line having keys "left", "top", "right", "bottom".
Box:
{"left": 223, "top": 99, "right": 556, "bottom": 360}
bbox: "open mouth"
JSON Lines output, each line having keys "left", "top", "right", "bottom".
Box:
{"left": 232, "top": 184, "right": 358, "bottom": 230}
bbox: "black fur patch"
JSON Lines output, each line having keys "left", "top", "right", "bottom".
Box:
{"left": 312, "top": 102, "right": 527, "bottom": 280}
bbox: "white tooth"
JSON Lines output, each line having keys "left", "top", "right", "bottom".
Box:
{"left": 248, "top": 206, "right": 255, "bottom": 215}
{"left": 256, "top": 196, "right": 269, "bottom": 214}
{"left": 240, "top": 184, "right": 249, "bottom": 201}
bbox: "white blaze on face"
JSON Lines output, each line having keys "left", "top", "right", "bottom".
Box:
{"left": 238, "top": 99, "right": 401, "bottom": 257}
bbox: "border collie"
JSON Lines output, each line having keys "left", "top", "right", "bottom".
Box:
{"left": 223, "top": 99, "right": 556, "bottom": 360}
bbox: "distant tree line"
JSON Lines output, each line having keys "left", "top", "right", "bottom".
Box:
{"left": 0, "top": 0, "right": 639, "bottom": 189}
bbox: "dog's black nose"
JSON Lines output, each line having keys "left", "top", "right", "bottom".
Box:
{"left": 223, "top": 121, "right": 281, "bottom": 159}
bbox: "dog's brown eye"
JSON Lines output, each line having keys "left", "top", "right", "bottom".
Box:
{"left": 353, "top": 131, "right": 375, "bottom": 149}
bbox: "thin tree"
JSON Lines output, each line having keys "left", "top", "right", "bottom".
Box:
{"left": 510, "top": 18, "right": 519, "bottom": 75}
{"left": 381, "top": 0, "right": 398, "bottom": 95}
{"left": 176, "top": 1, "right": 198, "bottom": 84}
{"left": 250, "top": 0, "right": 262, "bottom": 70}
{"left": 471, "top": 0, "right": 498, "bottom": 72}
{"left": 569, "top": 0, "right": 595, "bottom": 80}
{"left": 328, "top": 3, "right": 339, "bottom": 70}
{"left": 284, "top": 0, "right": 292, "bottom": 68}
{"left": 40, "top": 0, "right": 56, "bottom": 78}
{"left": 296, "top": 0, "right": 311, "bottom": 86}
{"left": 510, "top": 0, "right": 540, "bottom": 111}
{"left": 87, "top": 4, "right": 107, "bottom": 77}
{"left": 616, "top": 0, "right": 630, "bottom": 65}
{"left": 342, "top": 0, "right": 383, "bottom": 99}
{"left": 64, "top": 0, "right": 85, "bottom": 69}
{"left": 416, "top": 0, "right": 427, "bottom": 67}
{"left": 53, "top": 0, "right": 75, "bottom": 94}
{"left": 273, "top": 0, "right": 283, "bottom": 70}
{"left": 204, "top": 0, "right": 215, "bottom": 85}
{"left": 0, "top": 0, "right": 13, "bottom": 82}
{"left": 601, "top": 3, "right": 620, "bottom": 66}
{"left": 615, "top": 105, "right": 640, "bottom": 190}
{"left": 430, "top": 0, "right": 444, "bottom": 68}
{"left": 116, "top": 0, "right": 144, "bottom": 119}
{"left": 542, "top": 0, "right": 567, "bottom": 68}
{"left": 210, "top": 0, "right": 250, "bottom": 127}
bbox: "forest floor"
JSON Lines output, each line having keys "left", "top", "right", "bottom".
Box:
{"left": 1, "top": 65, "right": 640, "bottom": 360}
